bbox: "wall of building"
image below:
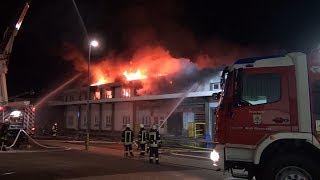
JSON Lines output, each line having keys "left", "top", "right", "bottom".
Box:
{"left": 59, "top": 72, "right": 222, "bottom": 138}
{"left": 136, "top": 104, "right": 169, "bottom": 134}
{"left": 101, "top": 103, "right": 112, "bottom": 130}
{"left": 114, "top": 102, "right": 133, "bottom": 131}
{"left": 90, "top": 104, "right": 100, "bottom": 130}
{"left": 65, "top": 105, "right": 78, "bottom": 130}
{"left": 80, "top": 105, "right": 87, "bottom": 130}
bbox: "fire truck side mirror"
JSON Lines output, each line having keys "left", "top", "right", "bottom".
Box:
{"left": 212, "top": 92, "right": 221, "bottom": 100}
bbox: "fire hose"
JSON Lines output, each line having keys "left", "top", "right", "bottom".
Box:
{"left": 8, "top": 129, "right": 63, "bottom": 149}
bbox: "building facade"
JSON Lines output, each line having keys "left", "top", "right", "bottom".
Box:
{"left": 48, "top": 73, "right": 222, "bottom": 139}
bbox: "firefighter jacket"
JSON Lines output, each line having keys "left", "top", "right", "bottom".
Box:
{"left": 0, "top": 122, "right": 9, "bottom": 141}
{"left": 138, "top": 128, "right": 147, "bottom": 144}
{"left": 121, "top": 128, "right": 134, "bottom": 145}
{"left": 147, "top": 129, "right": 161, "bottom": 148}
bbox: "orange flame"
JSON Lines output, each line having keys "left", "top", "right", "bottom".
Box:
{"left": 123, "top": 69, "right": 147, "bottom": 81}
{"left": 90, "top": 67, "right": 109, "bottom": 86}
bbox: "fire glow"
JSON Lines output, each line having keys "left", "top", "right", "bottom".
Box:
{"left": 65, "top": 45, "right": 199, "bottom": 95}
{"left": 123, "top": 69, "right": 147, "bottom": 81}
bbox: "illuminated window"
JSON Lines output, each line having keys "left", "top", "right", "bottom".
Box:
{"left": 94, "top": 91, "right": 101, "bottom": 100}
{"left": 122, "top": 88, "right": 131, "bottom": 97}
{"left": 105, "top": 90, "right": 112, "bottom": 98}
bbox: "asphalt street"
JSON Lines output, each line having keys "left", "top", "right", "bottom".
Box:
{"left": 0, "top": 140, "right": 240, "bottom": 180}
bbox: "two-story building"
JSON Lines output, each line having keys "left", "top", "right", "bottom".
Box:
{"left": 46, "top": 72, "right": 222, "bottom": 139}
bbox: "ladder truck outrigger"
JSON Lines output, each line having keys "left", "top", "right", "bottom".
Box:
{"left": 211, "top": 50, "right": 320, "bottom": 179}
{"left": 0, "top": 1, "right": 35, "bottom": 137}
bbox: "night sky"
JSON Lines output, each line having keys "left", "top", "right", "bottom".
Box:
{"left": 1, "top": 0, "right": 320, "bottom": 97}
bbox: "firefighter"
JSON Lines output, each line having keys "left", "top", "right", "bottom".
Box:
{"left": 52, "top": 122, "right": 58, "bottom": 137}
{"left": 138, "top": 124, "right": 147, "bottom": 156}
{"left": 147, "top": 125, "right": 161, "bottom": 164}
{"left": 0, "top": 119, "right": 10, "bottom": 151}
{"left": 121, "top": 124, "right": 134, "bottom": 156}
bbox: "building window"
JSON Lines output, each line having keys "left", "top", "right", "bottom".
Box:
{"left": 210, "top": 83, "right": 220, "bottom": 90}
{"left": 122, "top": 88, "right": 131, "bottom": 97}
{"left": 154, "top": 117, "right": 159, "bottom": 125}
{"left": 123, "top": 116, "right": 130, "bottom": 125}
{"left": 94, "top": 91, "right": 101, "bottom": 100}
{"left": 240, "top": 73, "right": 281, "bottom": 106}
{"left": 105, "top": 115, "right": 112, "bottom": 126}
{"left": 94, "top": 116, "right": 99, "bottom": 127}
{"left": 83, "top": 116, "right": 87, "bottom": 127}
{"left": 105, "top": 90, "right": 112, "bottom": 98}
{"left": 142, "top": 116, "right": 151, "bottom": 125}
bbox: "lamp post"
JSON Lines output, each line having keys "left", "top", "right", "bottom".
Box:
{"left": 85, "top": 40, "right": 99, "bottom": 150}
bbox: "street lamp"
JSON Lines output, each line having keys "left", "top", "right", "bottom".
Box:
{"left": 85, "top": 39, "right": 99, "bottom": 150}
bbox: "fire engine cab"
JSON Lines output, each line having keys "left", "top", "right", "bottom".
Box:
{"left": 211, "top": 51, "right": 320, "bottom": 179}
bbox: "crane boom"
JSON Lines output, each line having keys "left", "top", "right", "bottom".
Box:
{"left": 0, "top": 1, "right": 30, "bottom": 105}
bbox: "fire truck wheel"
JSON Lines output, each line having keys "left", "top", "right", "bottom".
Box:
{"left": 261, "top": 154, "right": 319, "bottom": 180}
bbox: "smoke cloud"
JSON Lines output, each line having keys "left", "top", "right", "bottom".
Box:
{"left": 62, "top": 0, "right": 268, "bottom": 94}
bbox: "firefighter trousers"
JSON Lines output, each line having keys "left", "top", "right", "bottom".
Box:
{"left": 124, "top": 144, "right": 134, "bottom": 156}
{"left": 149, "top": 147, "right": 159, "bottom": 163}
{"left": 139, "top": 143, "right": 146, "bottom": 155}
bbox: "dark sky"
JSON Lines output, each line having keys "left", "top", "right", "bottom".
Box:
{"left": 1, "top": 0, "right": 320, "bottom": 97}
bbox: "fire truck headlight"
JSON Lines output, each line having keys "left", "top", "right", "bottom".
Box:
{"left": 210, "top": 150, "right": 219, "bottom": 166}
{"left": 10, "top": 111, "right": 22, "bottom": 117}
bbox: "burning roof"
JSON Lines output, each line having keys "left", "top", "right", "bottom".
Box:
{"left": 63, "top": 44, "right": 221, "bottom": 95}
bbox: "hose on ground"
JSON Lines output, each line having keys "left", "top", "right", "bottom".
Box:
{"left": 8, "top": 129, "right": 63, "bottom": 149}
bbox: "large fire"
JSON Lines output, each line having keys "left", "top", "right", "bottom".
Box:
{"left": 123, "top": 69, "right": 147, "bottom": 81}
{"left": 88, "top": 46, "right": 193, "bottom": 89}
{"left": 90, "top": 68, "right": 109, "bottom": 86}
{"left": 64, "top": 45, "right": 198, "bottom": 94}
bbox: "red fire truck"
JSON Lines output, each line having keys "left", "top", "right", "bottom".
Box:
{"left": 211, "top": 51, "right": 320, "bottom": 179}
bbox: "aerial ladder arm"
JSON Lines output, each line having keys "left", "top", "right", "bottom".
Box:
{"left": 0, "top": 1, "right": 30, "bottom": 105}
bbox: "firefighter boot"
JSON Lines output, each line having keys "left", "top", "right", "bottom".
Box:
{"left": 130, "top": 152, "right": 134, "bottom": 156}
{"left": 149, "top": 157, "right": 153, "bottom": 164}
{"left": 156, "top": 158, "right": 159, "bottom": 164}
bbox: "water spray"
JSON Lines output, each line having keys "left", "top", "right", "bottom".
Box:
{"left": 34, "top": 73, "right": 81, "bottom": 109}
{"left": 71, "top": 0, "right": 89, "bottom": 40}
{"left": 158, "top": 82, "right": 200, "bottom": 130}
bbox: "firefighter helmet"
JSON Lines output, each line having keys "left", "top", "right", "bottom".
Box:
{"left": 126, "top": 124, "right": 131, "bottom": 128}
{"left": 140, "top": 124, "right": 144, "bottom": 128}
